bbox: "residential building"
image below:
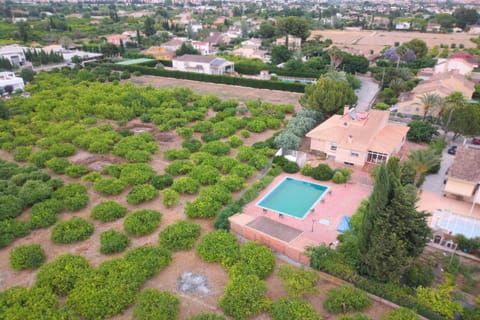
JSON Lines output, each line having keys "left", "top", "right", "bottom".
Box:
{"left": 205, "top": 32, "right": 228, "bottom": 47}
{"left": 469, "top": 26, "right": 480, "bottom": 35}
{"left": 0, "top": 45, "right": 27, "bottom": 66}
{"left": 0, "top": 72, "right": 25, "bottom": 93}
{"left": 444, "top": 146, "right": 480, "bottom": 203}
{"left": 396, "top": 71, "right": 475, "bottom": 116}
{"left": 105, "top": 34, "right": 132, "bottom": 46}
{"left": 275, "top": 35, "right": 302, "bottom": 50}
{"left": 232, "top": 47, "right": 268, "bottom": 61}
{"left": 395, "top": 21, "right": 411, "bottom": 30}
{"left": 191, "top": 41, "right": 210, "bottom": 55}
{"left": 241, "top": 38, "right": 262, "bottom": 50}
{"left": 172, "top": 55, "right": 234, "bottom": 75}
{"left": 426, "top": 22, "right": 441, "bottom": 32}
{"left": 434, "top": 58, "right": 476, "bottom": 76}
{"left": 160, "top": 38, "right": 185, "bottom": 53}
{"left": 141, "top": 46, "right": 175, "bottom": 60}
{"left": 306, "top": 108, "right": 409, "bottom": 167}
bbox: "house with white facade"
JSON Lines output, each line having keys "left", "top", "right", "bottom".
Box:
{"left": 191, "top": 41, "right": 210, "bottom": 55}
{"left": 0, "top": 72, "right": 25, "bottom": 93}
{"left": 0, "top": 45, "right": 27, "bottom": 66}
{"left": 172, "top": 55, "right": 234, "bottom": 75}
{"left": 275, "top": 35, "right": 302, "bottom": 50}
{"left": 395, "top": 22, "right": 411, "bottom": 30}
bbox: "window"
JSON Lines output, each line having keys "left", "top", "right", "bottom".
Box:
{"left": 351, "top": 151, "right": 359, "bottom": 157}
{"left": 330, "top": 143, "right": 337, "bottom": 151}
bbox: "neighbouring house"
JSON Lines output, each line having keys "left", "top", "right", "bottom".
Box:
{"left": 306, "top": 108, "right": 409, "bottom": 167}
{"left": 232, "top": 47, "right": 269, "bottom": 61}
{"left": 395, "top": 21, "right": 411, "bottom": 30}
{"left": 469, "top": 25, "right": 480, "bottom": 35}
{"left": 426, "top": 23, "right": 441, "bottom": 32}
{"left": 0, "top": 72, "right": 25, "bottom": 93}
{"left": 372, "top": 17, "right": 389, "bottom": 30}
{"left": 396, "top": 71, "right": 475, "bottom": 116}
{"left": 444, "top": 146, "right": 480, "bottom": 203}
{"left": 0, "top": 44, "right": 27, "bottom": 66}
{"left": 434, "top": 58, "right": 476, "bottom": 76}
{"left": 160, "top": 38, "right": 185, "bottom": 53}
{"left": 105, "top": 34, "right": 132, "bottom": 46}
{"left": 241, "top": 38, "right": 262, "bottom": 49}
{"left": 141, "top": 46, "right": 175, "bottom": 60}
{"left": 275, "top": 35, "right": 302, "bottom": 50}
{"left": 172, "top": 54, "right": 234, "bottom": 75}
{"left": 205, "top": 32, "right": 228, "bottom": 47}
{"left": 191, "top": 41, "right": 210, "bottom": 55}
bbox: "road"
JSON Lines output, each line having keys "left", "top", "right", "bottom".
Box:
{"left": 421, "top": 148, "right": 455, "bottom": 194}
{"left": 354, "top": 76, "right": 380, "bottom": 112}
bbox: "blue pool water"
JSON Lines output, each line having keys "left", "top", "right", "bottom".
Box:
{"left": 257, "top": 177, "right": 329, "bottom": 219}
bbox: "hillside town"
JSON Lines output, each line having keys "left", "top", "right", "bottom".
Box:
{"left": 0, "top": 0, "right": 480, "bottom": 319}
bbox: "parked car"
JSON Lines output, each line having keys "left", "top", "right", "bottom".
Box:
{"left": 447, "top": 145, "right": 457, "bottom": 155}
{"left": 472, "top": 137, "right": 480, "bottom": 145}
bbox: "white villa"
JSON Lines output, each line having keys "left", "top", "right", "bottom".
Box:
{"left": 0, "top": 72, "right": 25, "bottom": 93}
{"left": 172, "top": 55, "right": 234, "bottom": 75}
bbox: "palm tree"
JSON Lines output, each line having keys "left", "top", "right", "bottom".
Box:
{"left": 408, "top": 149, "right": 441, "bottom": 186}
{"left": 389, "top": 78, "right": 406, "bottom": 96}
{"left": 442, "top": 92, "right": 465, "bottom": 133}
{"left": 415, "top": 93, "right": 443, "bottom": 120}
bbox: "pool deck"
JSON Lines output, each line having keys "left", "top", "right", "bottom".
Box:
{"left": 230, "top": 172, "right": 373, "bottom": 264}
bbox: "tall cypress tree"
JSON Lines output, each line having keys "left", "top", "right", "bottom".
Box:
{"left": 358, "top": 157, "right": 430, "bottom": 282}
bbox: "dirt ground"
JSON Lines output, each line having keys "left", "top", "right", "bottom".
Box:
{"left": 311, "top": 30, "right": 476, "bottom": 55}
{"left": 0, "top": 113, "right": 397, "bottom": 319}
{"left": 129, "top": 75, "right": 303, "bottom": 111}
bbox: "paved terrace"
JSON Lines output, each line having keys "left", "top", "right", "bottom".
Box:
{"left": 230, "top": 172, "right": 373, "bottom": 264}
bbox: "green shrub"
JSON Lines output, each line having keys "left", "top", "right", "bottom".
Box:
{"left": 187, "top": 313, "right": 226, "bottom": 320}
{"left": 278, "top": 265, "right": 319, "bottom": 298}
{"left": 271, "top": 298, "right": 321, "bottom": 320}
{"left": 188, "top": 164, "right": 220, "bottom": 185}
{"left": 301, "top": 164, "right": 314, "bottom": 176}
{"left": 126, "top": 184, "right": 159, "bottom": 204}
{"left": 90, "top": 201, "right": 127, "bottom": 222}
{"left": 192, "top": 121, "right": 213, "bottom": 133}
{"left": 152, "top": 174, "right": 173, "bottom": 190}
{"left": 29, "top": 150, "right": 54, "bottom": 168}
{"left": 9, "top": 244, "right": 46, "bottom": 270}
{"left": 65, "top": 164, "right": 89, "bottom": 178}
{"left": 0, "top": 219, "right": 31, "bottom": 248}
{"left": 201, "top": 132, "right": 221, "bottom": 142}
{"left": 0, "top": 195, "right": 24, "bottom": 220}
{"left": 219, "top": 175, "right": 245, "bottom": 191}
{"left": 45, "top": 157, "right": 70, "bottom": 174}
{"left": 201, "top": 141, "right": 231, "bottom": 156}
{"left": 235, "top": 241, "right": 275, "bottom": 279}
{"left": 240, "top": 129, "right": 250, "bottom": 138}
{"left": 196, "top": 230, "right": 240, "bottom": 267}
{"left": 405, "top": 262, "right": 434, "bottom": 287}
{"left": 51, "top": 217, "right": 94, "bottom": 244}
{"left": 323, "top": 285, "right": 371, "bottom": 313}
{"left": 34, "top": 253, "right": 92, "bottom": 296}
{"left": 29, "top": 198, "right": 63, "bottom": 229}
{"left": 124, "top": 209, "right": 162, "bottom": 236}
{"left": 383, "top": 308, "right": 419, "bottom": 320}
{"left": 162, "top": 188, "right": 180, "bottom": 207}
{"left": 100, "top": 230, "right": 130, "bottom": 254}
{"left": 159, "top": 220, "right": 201, "bottom": 251}
{"left": 13, "top": 146, "right": 33, "bottom": 162}
{"left": 119, "top": 163, "right": 156, "bottom": 185}
{"left": 133, "top": 289, "right": 180, "bottom": 320}
{"left": 163, "top": 148, "right": 191, "bottom": 161}
{"left": 311, "top": 164, "right": 334, "bottom": 181}
{"left": 53, "top": 182, "right": 89, "bottom": 211}
{"left": 176, "top": 127, "right": 194, "bottom": 139}
{"left": 228, "top": 135, "right": 244, "bottom": 148}
{"left": 172, "top": 177, "right": 200, "bottom": 194}
{"left": 246, "top": 118, "right": 268, "bottom": 133}
{"left": 182, "top": 139, "right": 202, "bottom": 152}
{"left": 332, "top": 171, "right": 346, "bottom": 184}
{"left": 231, "top": 164, "right": 255, "bottom": 178}
{"left": 165, "top": 160, "right": 194, "bottom": 176}
{"left": 219, "top": 275, "right": 269, "bottom": 320}
{"left": 18, "top": 180, "right": 53, "bottom": 206}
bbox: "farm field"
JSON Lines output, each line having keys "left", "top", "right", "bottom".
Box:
{"left": 310, "top": 30, "right": 477, "bottom": 55}
{"left": 130, "top": 75, "right": 303, "bottom": 111}
{"left": 0, "top": 68, "right": 397, "bottom": 320}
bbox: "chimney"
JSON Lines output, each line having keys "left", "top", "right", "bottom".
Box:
{"left": 343, "top": 105, "right": 349, "bottom": 115}
{"left": 347, "top": 135, "right": 353, "bottom": 144}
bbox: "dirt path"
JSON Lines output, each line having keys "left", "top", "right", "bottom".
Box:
{"left": 129, "top": 75, "right": 303, "bottom": 111}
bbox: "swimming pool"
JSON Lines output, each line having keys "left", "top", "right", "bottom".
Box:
{"left": 256, "top": 177, "right": 329, "bottom": 219}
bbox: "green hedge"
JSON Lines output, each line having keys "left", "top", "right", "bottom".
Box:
{"left": 109, "top": 64, "right": 305, "bottom": 93}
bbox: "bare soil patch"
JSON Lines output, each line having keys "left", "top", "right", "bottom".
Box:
{"left": 129, "top": 75, "right": 303, "bottom": 111}
{"left": 311, "top": 30, "right": 476, "bottom": 56}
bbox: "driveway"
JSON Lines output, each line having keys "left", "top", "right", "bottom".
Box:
{"left": 421, "top": 148, "right": 455, "bottom": 194}
{"left": 354, "top": 76, "right": 380, "bottom": 112}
